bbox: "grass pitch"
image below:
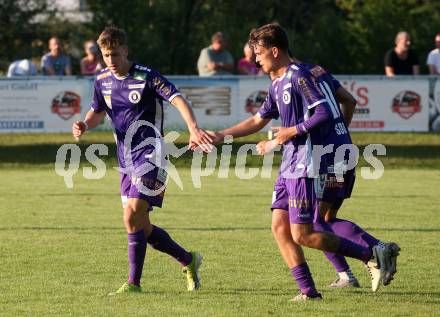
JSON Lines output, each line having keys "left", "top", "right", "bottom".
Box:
{"left": 0, "top": 165, "right": 439, "bottom": 316}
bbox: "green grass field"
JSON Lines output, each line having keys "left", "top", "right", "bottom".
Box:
{"left": 1, "top": 133, "right": 440, "bottom": 316}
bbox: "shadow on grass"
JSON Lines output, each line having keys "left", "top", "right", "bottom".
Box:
{"left": 0, "top": 143, "right": 439, "bottom": 168}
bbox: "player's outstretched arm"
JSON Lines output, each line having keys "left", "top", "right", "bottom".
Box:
{"left": 217, "top": 113, "right": 271, "bottom": 141}
{"left": 171, "top": 95, "right": 213, "bottom": 152}
{"left": 72, "top": 110, "right": 106, "bottom": 139}
{"left": 336, "top": 86, "right": 356, "bottom": 126}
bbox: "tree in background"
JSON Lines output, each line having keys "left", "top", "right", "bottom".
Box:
{"left": 1, "top": 0, "right": 440, "bottom": 75}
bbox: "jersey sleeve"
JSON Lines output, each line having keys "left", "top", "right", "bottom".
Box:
{"left": 147, "top": 69, "right": 181, "bottom": 102}
{"left": 293, "top": 70, "right": 327, "bottom": 110}
{"left": 90, "top": 79, "right": 106, "bottom": 112}
{"left": 330, "top": 74, "right": 341, "bottom": 91}
{"left": 258, "top": 85, "right": 279, "bottom": 120}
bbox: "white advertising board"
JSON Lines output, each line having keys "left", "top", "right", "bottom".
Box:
{"left": 338, "top": 78, "right": 429, "bottom": 131}
{"left": 0, "top": 79, "right": 91, "bottom": 132}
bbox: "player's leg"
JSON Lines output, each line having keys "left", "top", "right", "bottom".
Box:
{"left": 314, "top": 201, "right": 360, "bottom": 288}
{"left": 132, "top": 170, "right": 201, "bottom": 291}
{"left": 271, "top": 177, "right": 321, "bottom": 301}
{"left": 287, "top": 178, "right": 374, "bottom": 263}
{"left": 109, "top": 195, "right": 150, "bottom": 295}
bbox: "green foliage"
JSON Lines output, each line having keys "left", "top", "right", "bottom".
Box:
{"left": 1, "top": 0, "right": 440, "bottom": 74}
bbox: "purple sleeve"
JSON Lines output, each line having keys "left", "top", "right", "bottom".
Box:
{"left": 147, "top": 69, "right": 181, "bottom": 102}
{"left": 90, "top": 79, "right": 106, "bottom": 112}
{"left": 296, "top": 105, "right": 331, "bottom": 135}
{"left": 331, "top": 75, "right": 341, "bottom": 91}
{"left": 258, "top": 85, "right": 279, "bottom": 119}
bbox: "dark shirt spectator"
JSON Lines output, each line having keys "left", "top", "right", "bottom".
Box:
{"left": 41, "top": 36, "right": 72, "bottom": 76}
{"left": 384, "top": 31, "right": 419, "bottom": 76}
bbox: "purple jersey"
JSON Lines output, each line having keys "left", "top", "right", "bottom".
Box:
{"left": 259, "top": 62, "right": 352, "bottom": 177}
{"left": 91, "top": 63, "right": 181, "bottom": 171}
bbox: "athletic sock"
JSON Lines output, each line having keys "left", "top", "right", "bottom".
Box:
{"left": 314, "top": 221, "right": 350, "bottom": 273}
{"left": 328, "top": 218, "right": 380, "bottom": 248}
{"left": 290, "top": 262, "right": 320, "bottom": 298}
{"left": 146, "top": 225, "right": 192, "bottom": 266}
{"left": 127, "top": 229, "right": 147, "bottom": 286}
{"left": 339, "top": 269, "right": 355, "bottom": 281}
{"left": 316, "top": 217, "right": 372, "bottom": 263}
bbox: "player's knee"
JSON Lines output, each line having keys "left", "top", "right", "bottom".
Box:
{"left": 291, "top": 230, "right": 312, "bottom": 246}
{"left": 271, "top": 221, "right": 288, "bottom": 240}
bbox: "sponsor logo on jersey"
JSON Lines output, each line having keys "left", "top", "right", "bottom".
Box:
{"left": 298, "top": 77, "right": 314, "bottom": 103}
{"left": 310, "top": 65, "right": 326, "bottom": 77}
{"left": 102, "top": 90, "right": 111, "bottom": 94}
{"left": 289, "top": 198, "right": 311, "bottom": 209}
{"left": 133, "top": 71, "right": 147, "bottom": 81}
{"left": 104, "top": 95, "right": 112, "bottom": 109}
{"left": 134, "top": 65, "right": 151, "bottom": 72}
{"left": 51, "top": 91, "right": 81, "bottom": 120}
{"left": 128, "top": 83, "right": 146, "bottom": 89}
{"left": 102, "top": 81, "right": 112, "bottom": 87}
{"left": 391, "top": 90, "right": 421, "bottom": 119}
{"left": 128, "top": 90, "right": 141, "bottom": 104}
{"left": 97, "top": 71, "right": 111, "bottom": 80}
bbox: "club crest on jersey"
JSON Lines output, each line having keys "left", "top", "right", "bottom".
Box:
{"left": 283, "top": 90, "right": 291, "bottom": 104}
{"left": 128, "top": 90, "right": 141, "bottom": 104}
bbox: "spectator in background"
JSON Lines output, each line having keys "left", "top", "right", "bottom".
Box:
{"left": 427, "top": 33, "right": 440, "bottom": 75}
{"left": 7, "top": 59, "right": 38, "bottom": 77}
{"left": 41, "top": 36, "right": 72, "bottom": 75}
{"left": 197, "top": 32, "right": 234, "bottom": 76}
{"left": 384, "top": 31, "right": 419, "bottom": 76}
{"left": 80, "top": 40, "right": 104, "bottom": 75}
{"left": 237, "top": 43, "right": 263, "bottom": 76}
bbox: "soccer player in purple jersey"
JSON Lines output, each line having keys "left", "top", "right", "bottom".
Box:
{"left": 72, "top": 27, "right": 213, "bottom": 295}
{"left": 208, "top": 23, "right": 400, "bottom": 301}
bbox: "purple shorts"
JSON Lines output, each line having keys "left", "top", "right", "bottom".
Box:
{"left": 316, "top": 169, "right": 355, "bottom": 210}
{"left": 271, "top": 175, "right": 319, "bottom": 224}
{"left": 271, "top": 169, "right": 355, "bottom": 223}
{"left": 120, "top": 165, "right": 167, "bottom": 211}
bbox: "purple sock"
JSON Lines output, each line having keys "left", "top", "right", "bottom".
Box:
{"left": 128, "top": 230, "right": 147, "bottom": 286}
{"left": 290, "top": 262, "right": 320, "bottom": 297}
{"left": 337, "top": 237, "right": 372, "bottom": 263}
{"left": 316, "top": 218, "right": 372, "bottom": 263}
{"left": 147, "top": 225, "right": 192, "bottom": 266}
{"left": 314, "top": 221, "right": 350, "bottom": 272}
{"left": 328, "top": 218, "right": 379, "bottom": 248}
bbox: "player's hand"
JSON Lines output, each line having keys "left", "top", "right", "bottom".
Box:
{"left": 256, "top": 139, "right": 279, "bottom": 155}
{"left": 189, "top": 127, "right": 214, "bottom": 153}
{"left": 72, "top": 121, "right": 87, "bottom": 140}
{"left": 272, "top": 126, "right": 297, "bottom": 145}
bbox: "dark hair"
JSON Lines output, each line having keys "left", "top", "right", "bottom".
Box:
{"left": 248, "top": 23, "right": 289, "bottom": 51}
{"left": 97, "top": 26, "right": 127, "bottom": 49}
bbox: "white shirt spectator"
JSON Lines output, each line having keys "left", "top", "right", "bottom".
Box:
{"left": 427, "top": 48, "right": 440, "bottom": 75}
{"left": 7, "top": 59, "right": 38, "bottom": 77}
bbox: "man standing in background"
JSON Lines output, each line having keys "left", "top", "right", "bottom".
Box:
{"left": 197, "top": 32, "right": 234, "bottom": 76}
